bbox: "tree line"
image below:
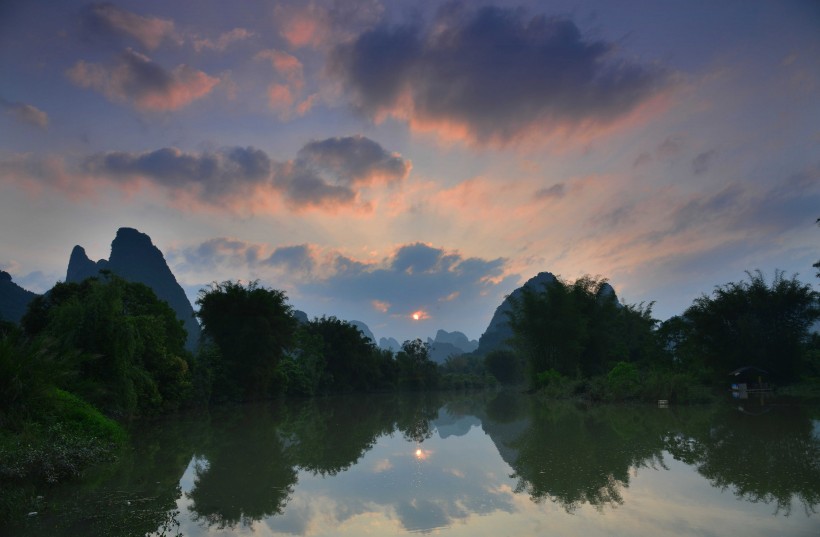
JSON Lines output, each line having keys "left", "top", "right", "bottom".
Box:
{"left": 496, "top": 270, "right": 819, "bottom": 402}
{"left": 1, "top": 263, "right": 819, "bottom": 520}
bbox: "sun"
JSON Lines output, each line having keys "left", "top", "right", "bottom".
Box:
{"left": 411, "top": 309, "right": 428, "bottom": 321}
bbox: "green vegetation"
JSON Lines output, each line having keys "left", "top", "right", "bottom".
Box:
{"left": 2, "top": 263, "right": 819, "bottom": 524}
{"left": 195, "top": 280, "right": 296, "bottom": 401}
{"left": 504, "top": 271, "right": 819, "bottom": 402}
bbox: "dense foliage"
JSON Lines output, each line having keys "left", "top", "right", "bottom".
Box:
{"left": 681, "top": 270, "right": 819, "bottom": 382}
{"left": 506, "top": 275, "right": 663, "bottom": 389}
{"left": 21, "top": 274, "right": 191, "bottom": 415}
{"left": 196, "top": 280, "right": 296, "bottom": 401}
{"left": 3, "top": 262, "right": 820, "bottom": 522}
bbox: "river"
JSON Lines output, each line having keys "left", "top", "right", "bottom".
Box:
{"left": 5, "top": 391, "right": 820, "bottom": 536}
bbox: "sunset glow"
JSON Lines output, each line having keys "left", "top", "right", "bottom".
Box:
{"left": 1, "top": 1, "right": 817, "bottom": 344}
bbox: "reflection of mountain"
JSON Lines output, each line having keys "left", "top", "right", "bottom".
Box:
{"left": 432, "top": 407, "right": 480, "bottom": 438}
{"left": 12, "top": 394, "right": 820, "bottom": 535}
{"left": 66, "top": 228, "right": 201, "bottom": 350}
{"left": 0, "top": 270, "right": 37, "bottom": 323}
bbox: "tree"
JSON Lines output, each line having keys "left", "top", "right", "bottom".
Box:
{"left": 20, "top": 274, "right": 190, "bottom": 415}
{"left": 814, "top": 217, "right": 819, "bottom": 278}
{"left": 683, "top": 270, "right": 819, "bottom": 382}
{"left": 396, "top": 338, "right": 438, "bottom": 389}
{"left": 301, "top": 316, "right": 384, "bottom": 392}
{"left": 196, "top": 281, "right": 296, "bottom": 401}
{"left": 484, "top": 349, "right": 525, "bottom": 385}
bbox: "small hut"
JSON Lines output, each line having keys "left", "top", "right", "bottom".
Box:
{"left": 729, "top": 366, "right": 771, "bottom": 395}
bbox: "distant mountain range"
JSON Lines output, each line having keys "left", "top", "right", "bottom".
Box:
{"left": 2, "top": 229, "right": 621, "bottom": 360}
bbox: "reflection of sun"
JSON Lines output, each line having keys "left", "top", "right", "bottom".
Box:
{"left": 414, "top": 447, "right": 429, "bottom": 460}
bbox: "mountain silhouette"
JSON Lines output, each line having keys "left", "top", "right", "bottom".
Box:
{"left": 476, "top": 272, "right": 618, "bottom": 355}
{"left": 66, "top": 228, "right": 201, "bottom": 350}
{"left": 0, "top": 270, "right": 38, "bottom": 324}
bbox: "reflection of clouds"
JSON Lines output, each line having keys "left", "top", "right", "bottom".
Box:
{"left": 372, "top": 458, "right": 393, "bottom": 473}
{"left": 260, "top": 418, "right": 517, "bottom": 535}
{"left": 395, "top": 499, "right": 450, "bottom": 533}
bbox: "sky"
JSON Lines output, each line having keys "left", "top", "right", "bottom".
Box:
{"left": 1, "top": 0, "right": 819, "bottom": 344}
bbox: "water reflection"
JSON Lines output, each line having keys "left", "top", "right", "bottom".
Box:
{"left": 4, "top": 392, "right": 819, "bottom": 536}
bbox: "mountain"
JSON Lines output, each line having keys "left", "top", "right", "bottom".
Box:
{"left": 379, "top": 336, "right": 401, "bottom": 353}
{"left": 433, "top": 329, "right": 478, "bottom": 352}
{"left": 0, "top": 270, "right": 38, "bottom": 324}
{"left": 66, "top": 228, "right": 201, "bottom": 350}
{"left": 475, "top": 272, "right": 618, "bottom": 355}
{"left": 349, "top": 320, "right": 376, "bottom": 344}
{"left": 427, "top": 329, "right": 479, "bottom": 363}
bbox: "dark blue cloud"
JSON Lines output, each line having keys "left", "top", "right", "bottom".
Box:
{"left": 330, "top": 4, "right": 668, "bottom": 143}
{"left": 82, "top": 145, "right": 271, "bottom": 201}
{"left": 80, "top": 136, "right": 410, "bottom": 210}
{"left": 692, "top": 149, "right": 718, "bottom": 175}
{"left": 307, "top": 243, "right": 509, "bottom": 316}
{"left": 265, "top": 245, "right": 315, "bottom": 273}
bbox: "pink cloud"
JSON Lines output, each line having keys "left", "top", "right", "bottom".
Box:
{"left": 67, "top": 50, "right": 219, "bottom": 111}
{"left": 256, "top": 49, "right": 310, "bottom": 118}
{"left": 192, "top": 28, "right": 254, "bottom": 52}
{"left": 82, "top": 3, "right": 177, "bottom": 50}
{"left": 274, "top": 1, "right": 383, "bottom": 49}
{"left": 267, "top": 83, "right": 296, "bottom": 114}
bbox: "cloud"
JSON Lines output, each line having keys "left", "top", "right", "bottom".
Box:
{"left": 297, "top": 136, "right": 410, "bottom": 186}
{"left": 67, "top": 48, "right": 219, "bottom": 111}
{"left": 274, "top": 135, "right": 411, "bottom": 210}
{"left": 255, "top": 49, "right": 314, "bottom": 118}
{"left": 656, "top": 135, "right": 684, "bottom": 158}
{"left": 632, "top": 152, "right": 651, "bottom": 168}
{"left": 534, "top": 183, "right": 565, "bottom": 200}
{"left": 329, "top": 4, "right": 669, "bottom": 145}
{"left": 81, "top": 145, "right": 271, "bottom": 202}
{"left": 4, "top": 135, "right": 410, "bottom": 212}
{"left": 256, "top": 49, "right": 304, "bottom": 85}
{"left": 192, "top": 27, "right": 254, "bottom": 52}
{"left": 265, "top": 245, "right": 316, "bottom": 273}
{"left": 0, "top": 97, "right": 48, "bottom": 128}
{"left": 274, "top": 0, "right": 383, "bottom": 49}
{"left": 692, "top": 149, "right": 718, "bottom": 175}
{"left": 308, "top": 242, "right": 509, "bottom": 318}
{"left": 169, "top": 236, "right": 515, "bottom": 338}
{"left": 79, "top": 2, "right": 177, "bottom": 50}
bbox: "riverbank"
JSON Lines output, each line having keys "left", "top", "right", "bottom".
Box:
{"left": 0, "top": 389, "right": 126, "bottom": 521}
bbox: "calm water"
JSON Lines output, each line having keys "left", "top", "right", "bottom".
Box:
{"left": 6, "top": 392, "right": 820, "bottom": 536}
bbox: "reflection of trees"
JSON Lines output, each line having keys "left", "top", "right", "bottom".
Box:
{"left": 484, "top": 394, "right": 820, "bottom": 515}
{"left": 503, "top": 402, "right": 669, "bottom": 511}
{"left": 665, "top": 405, "right": 820, "bottom": 514}
{"left": 395, "top": 392, "right": 442, "bottom": 443}
{"left": 187, "top": 404, "right": 297, "bottom": 529}
{"left": 279, "top": 395, "right": 398, "bottom": 476}
{"left": 11, "top": 412, "right": 209, "bottom": 537}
